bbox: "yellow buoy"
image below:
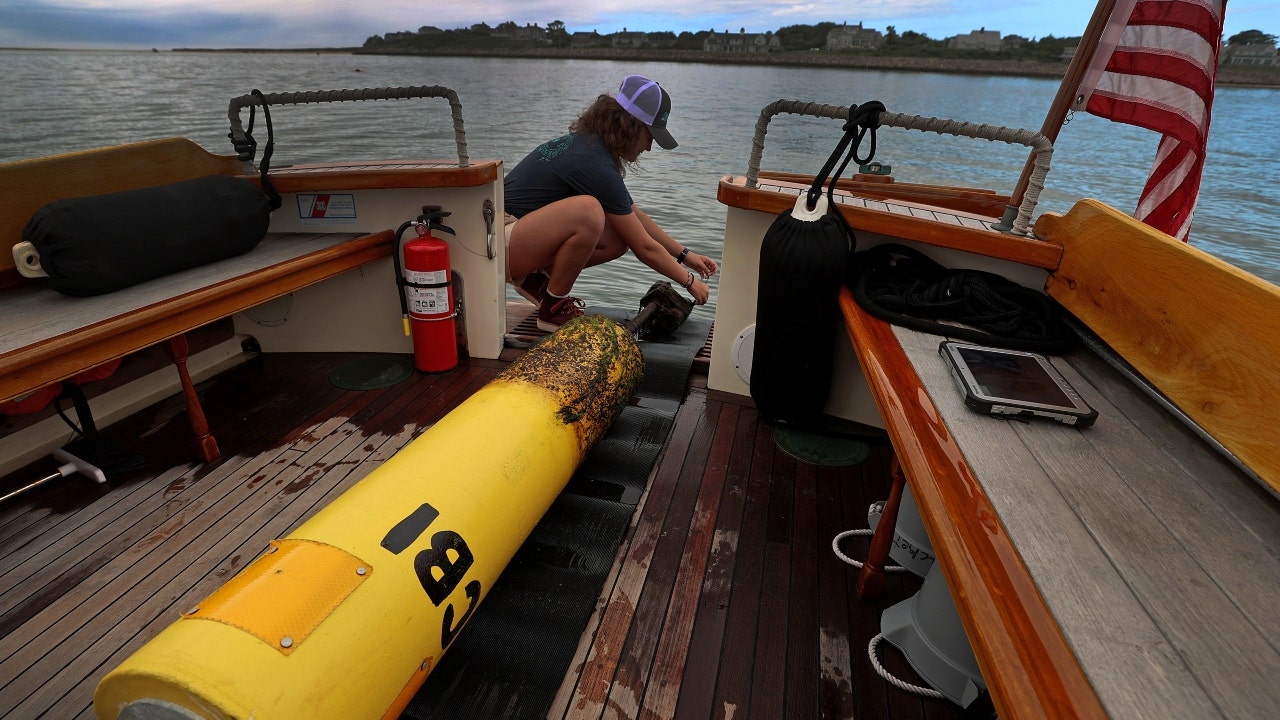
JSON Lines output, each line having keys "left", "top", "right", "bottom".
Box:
{"left": 95, "top": 315, "right": 642, "bottom": 720}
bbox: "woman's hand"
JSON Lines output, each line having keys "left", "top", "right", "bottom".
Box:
{"left": 688, "top": 277, "right": 710, "bottom": 305}
{"left": 683, "top": 251, "right": 718, "bottom": 280}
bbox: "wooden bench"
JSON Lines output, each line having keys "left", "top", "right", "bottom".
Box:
{"left": 0, "top": 138, "right": 396, "bottom": 463}
{"left": 839, "top": 199, "right": 1280, "bottom": 719}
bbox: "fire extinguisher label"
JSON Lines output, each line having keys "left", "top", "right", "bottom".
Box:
{"left": 297, "top": 193, "right": 357, "bottom": 223}
{"left": 407, "top": 269, "right": 450, "bottom": 317}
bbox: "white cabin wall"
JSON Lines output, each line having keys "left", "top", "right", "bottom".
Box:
{"left": 710, "top": 204, "right": 1051, "bottom": 430}
{"left": 238, "top": 183, "right": 507, "bottom": 360}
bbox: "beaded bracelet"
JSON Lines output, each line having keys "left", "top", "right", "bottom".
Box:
{"left": 682, "top": 270, "right": 695, "bottom": 289}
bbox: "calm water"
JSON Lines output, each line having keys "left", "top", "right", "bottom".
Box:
{"left": 2, "top": 50, "right": 1278, "bottom": 312}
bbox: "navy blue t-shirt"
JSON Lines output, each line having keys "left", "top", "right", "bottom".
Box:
{"left": 503, "top": 133, "right": 633, "bottom": 218}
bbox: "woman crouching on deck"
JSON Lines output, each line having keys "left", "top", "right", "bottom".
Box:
{"left": 503, "top": 74, "right": 719, "bottom": 331}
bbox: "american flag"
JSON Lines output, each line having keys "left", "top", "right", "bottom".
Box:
{"left": 1072, "top": 0, "right": 1227, "bottom": 241}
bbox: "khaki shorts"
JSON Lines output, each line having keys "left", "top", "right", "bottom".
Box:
{"left": 503, "top": 212, "right": 518, "bottom": 282}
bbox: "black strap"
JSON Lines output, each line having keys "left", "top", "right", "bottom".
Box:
{"left": 392, "top": 210, "right": 457, "bottom": 304}
{"left": 805, "top": 100, "right": 886, "bottom": 211}
{"left": 56, "top": 382, "right": 98, "bottom": 437}
{"left": 250, "top": 89, "right": 282, "bottom": 212}
{"left": 229, "top": 103, "right": 256, "bottom": 162}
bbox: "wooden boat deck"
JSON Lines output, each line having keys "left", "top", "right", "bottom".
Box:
{"left": 0, "top": 318, "right": 965, "bottom": 719}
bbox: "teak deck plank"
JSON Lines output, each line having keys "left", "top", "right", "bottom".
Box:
{"left": 7, "top": 391, "right": 373, "bottom": 715}
{"left": 672, "top": 404, "right": 753, "bottom": 719}
{"left": 605, "top": 392, "right": 718, "bottom": 717}
{"left": 640, "top": 401, "right": 736, "bottom": 718}
{"left": 816, "top": 465, "right": 856, "bottom": 720}
{"left": 711, "top": 412, "right": 776, "bottom": 717}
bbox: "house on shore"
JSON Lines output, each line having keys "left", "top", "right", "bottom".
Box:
{"left": 612, "top": 29, "right": 650, "bottom": 49}
{"left": 826, "top": 22, "right": 884, "bottom": 51}
{"left": 1222, "top": 42, "right": 1279, "bottom": 66}
{"left": 704, "top": 29, "right": 780, "bottom": 53}
{"left": 948, "top": 28, "right": 1003, "bottom": 51}
{"left": 571, "top": 31, "right": 602, "bottom": 49}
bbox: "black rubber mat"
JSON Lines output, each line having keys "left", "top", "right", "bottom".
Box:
{"left": 565, "top": 404, "right": 671, "bottom": 504}
{"left": 402, "top": 316, "right": 708, "bottom": 719}
{"left": 593, "top": 306, "right": 713, "bottom": 403}
{"left": 403, "top": 493, "right": 634, "bottom": 719}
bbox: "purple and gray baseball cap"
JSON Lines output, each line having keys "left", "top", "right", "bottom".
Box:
{"left": 616, "top": 75, "right": 677, "bottom": 150}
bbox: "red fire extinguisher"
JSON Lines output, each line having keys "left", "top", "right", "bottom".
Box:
{"left": 394, "top": 207, "right": 458, "bottom": 373}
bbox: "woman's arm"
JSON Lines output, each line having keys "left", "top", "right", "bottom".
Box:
{"left": 606, "top": 207, "right": 713, "bottom": 304}
{"left": 632, "top": 206, "right": 719, "bottom": 280}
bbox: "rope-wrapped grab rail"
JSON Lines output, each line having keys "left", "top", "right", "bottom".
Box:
{"left": 745, "top": 99, "right": 1053, "bottom": 236}
{"left": 227, "top": 85, "right": 469, "bottom": 167}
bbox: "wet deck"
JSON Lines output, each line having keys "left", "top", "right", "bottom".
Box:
{"left": 0, "top": 329, "right": 964, "bottom": 719}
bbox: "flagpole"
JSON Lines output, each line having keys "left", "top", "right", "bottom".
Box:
{"left": 1001, "top": 0, "right": 1120, "bottom": 229}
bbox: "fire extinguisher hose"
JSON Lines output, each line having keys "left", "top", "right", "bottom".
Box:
{"left": 392, "top": 220, "right": 415, "bottom": 336}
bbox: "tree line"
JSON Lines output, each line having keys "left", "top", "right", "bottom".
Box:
{"left": 362, "top": 22, "right": 1278, "bottom": 59}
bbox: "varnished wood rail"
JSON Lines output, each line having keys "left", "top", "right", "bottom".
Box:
{"left": 718, "top": 175, "right": 1062, "bottom": 270}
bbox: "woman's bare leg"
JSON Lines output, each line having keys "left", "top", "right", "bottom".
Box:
{"left": 508, "top": 196, "right": 605, "bottom": 296}
{"left": 585, "top": 224, "right": 628, "bottom": 268}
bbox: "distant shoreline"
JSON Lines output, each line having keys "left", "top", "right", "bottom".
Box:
{"left": 317, "top": 45, "right": 1280, "bottom": 87}
{"left": 9, "top": 45, "right": 1277, "bottom": 87}
{"left": 351, "top": 46, "right": 1280, "bottom": 87}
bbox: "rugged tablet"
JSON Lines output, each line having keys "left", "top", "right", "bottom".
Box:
{"left": 939, "top": 341, "right": 1098, "bottom": 427}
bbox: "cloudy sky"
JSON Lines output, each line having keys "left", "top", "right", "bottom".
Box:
{"left": 1, "top": 0, "right": 1276, "bottom": 49}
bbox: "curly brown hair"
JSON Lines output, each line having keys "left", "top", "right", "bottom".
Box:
{"left": 570, "top": 93, "right": 645, "bottom": 175}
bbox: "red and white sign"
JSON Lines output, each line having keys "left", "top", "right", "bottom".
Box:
{"left": 296, "top": 193, "right": 357, "bottom": 221}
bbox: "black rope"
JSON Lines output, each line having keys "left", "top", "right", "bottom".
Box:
{"left": 250, "top": 89, "right": 282, "bottom": 211}
{"left": 805, "top": 100, "right": 887, "bottom": 211}
{"left": 841, "top": 100, "right": 885, "bottom": 167}
{"left": 229, "top": 103, "right": 257, "bottom": 162}
{"left": 847, "top": 244, "right": 1076, "bottom": 353}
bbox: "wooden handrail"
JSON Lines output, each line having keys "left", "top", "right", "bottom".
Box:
{"left": 719, "top": 176, "right": 1063, "bottom": 270}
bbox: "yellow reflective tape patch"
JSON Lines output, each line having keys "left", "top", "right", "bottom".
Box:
{"left": 183, "top": 538, "right": 371, "bottom": 655}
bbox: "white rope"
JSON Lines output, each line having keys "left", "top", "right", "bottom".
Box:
{"left": 744, "top": 99, "right": 1052, "bottom": 236}
{"left": 836, "top": 502, "right": 947, "bottom": 700}
{"left": 227, "top": 85, "right": 470, "bottom": 167}
{"left": 830, "top": 502, "right": 909, "bottom": 572}
{"left": 868, "top": 633, "right": 947, "bottom": 700}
